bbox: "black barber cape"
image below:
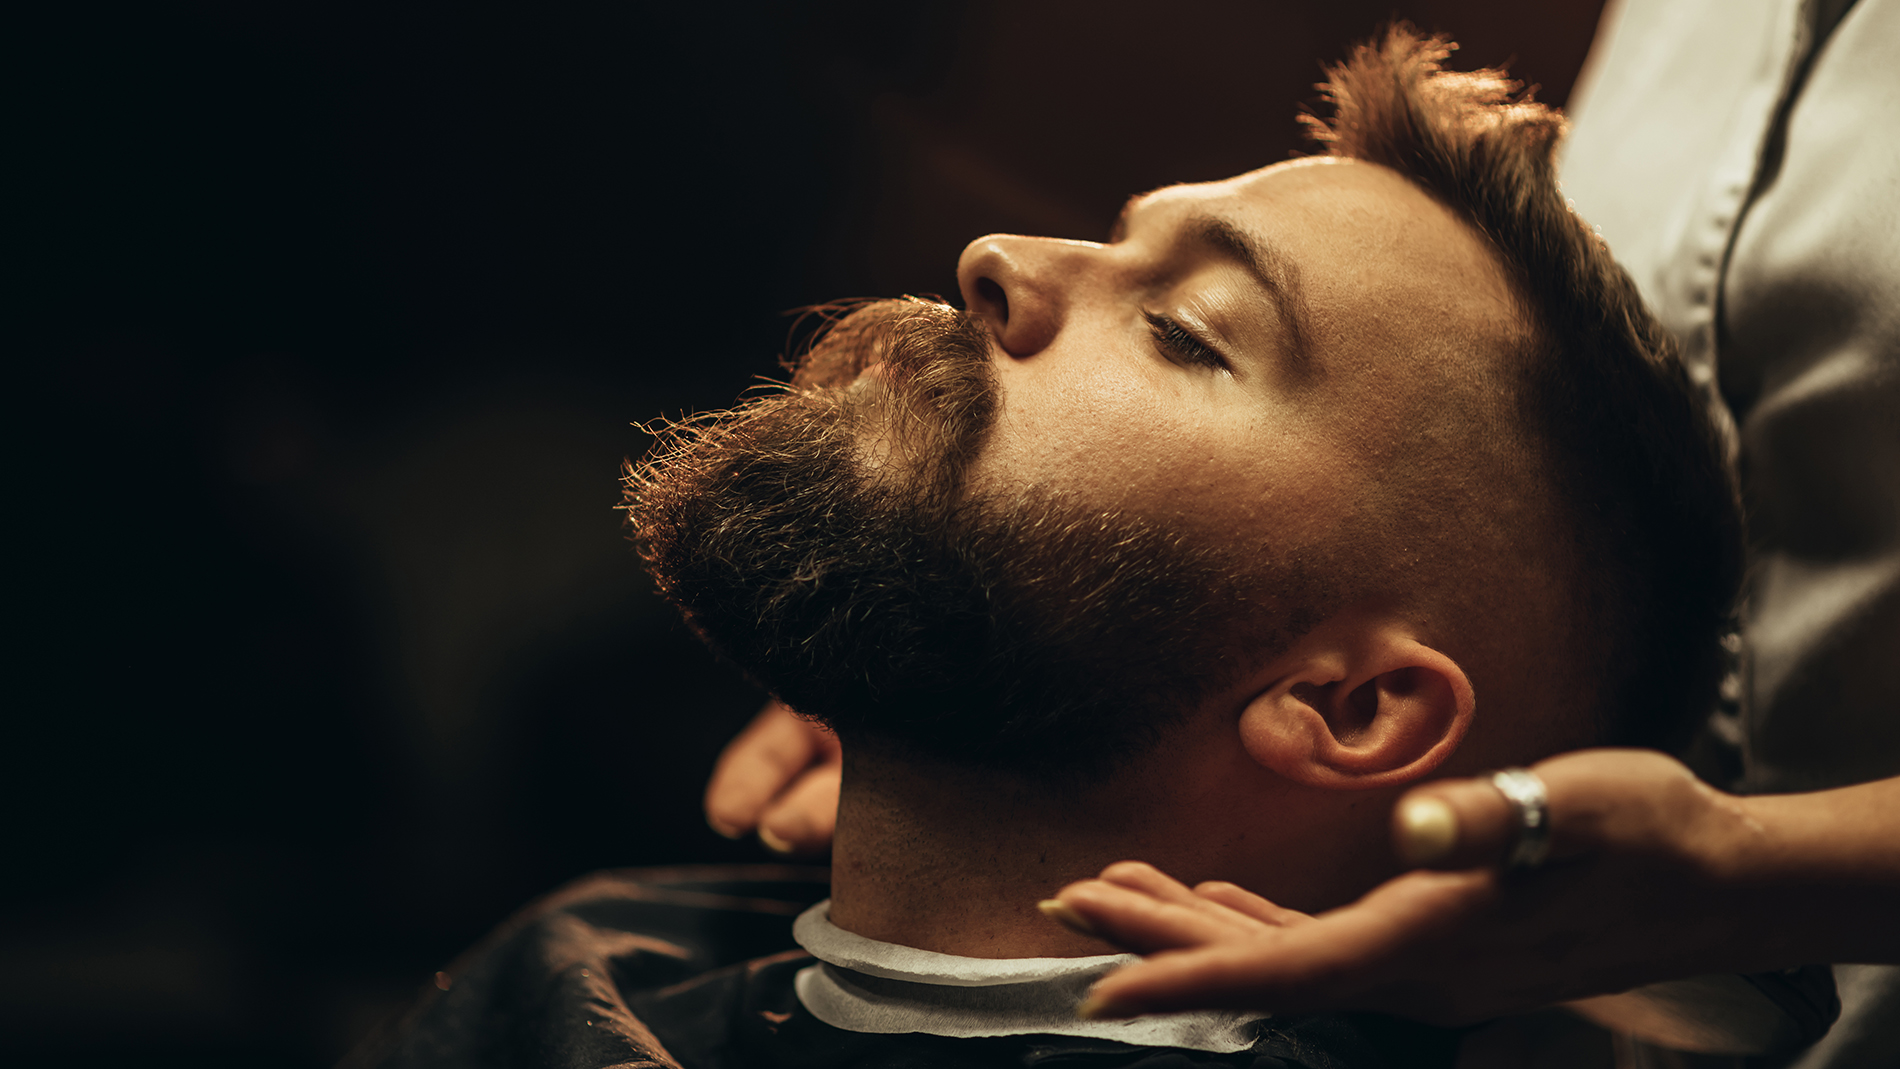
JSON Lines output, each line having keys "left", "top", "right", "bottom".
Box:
{"left": 342, "top": 866, "right": 1463, "bottom": 1069}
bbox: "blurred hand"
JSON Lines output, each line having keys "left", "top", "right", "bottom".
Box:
{"left": 704, "top": 700, "right": 841, "bottom": 856}
{"left": 1049, "top": 749, "right": 1765, "bottom": 1025}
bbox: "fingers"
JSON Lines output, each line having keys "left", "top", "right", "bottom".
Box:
{"left": 1191, "top": 881, "right": 1312, "bottom": 928}
{"left": 756, "top": 761, "right": 841, "bottom": 856}
{"left": 1050, "top": 878, "right": 1252, "bottom": 954}
{"left": 704, "top": 700, "right": 839, "bottom": 840}
{"left": 1080, "top": 870, "right": 1495, "bottom": 1021}
{"left": 1098, "top": 862, "right": 1310, "bottom": 928}
{"left": 1097, "top": 860, "right": 1205, "bottom": 906}
{"left": 1046, "top": 862, "right": 1291, "bottom": 955}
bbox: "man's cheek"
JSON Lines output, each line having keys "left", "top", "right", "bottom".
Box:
{"left": 987, "top": 366, "right": 1169, "bottom": 491}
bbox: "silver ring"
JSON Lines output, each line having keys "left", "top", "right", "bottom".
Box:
{"left": 1490, "top": 768, "right": 1551, "bottom": 869}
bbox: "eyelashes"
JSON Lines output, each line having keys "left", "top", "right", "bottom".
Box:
{"left": 1144, "top": 311, "right": 1229, "bottom": 372}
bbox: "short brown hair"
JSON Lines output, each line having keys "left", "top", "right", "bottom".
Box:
{"left": 1309, "top": 27, "right": 1742, "bottom": 749}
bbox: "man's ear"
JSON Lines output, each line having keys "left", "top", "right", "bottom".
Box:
{"left": 1237, "top": 614, "right": 1474, "bottom": 790}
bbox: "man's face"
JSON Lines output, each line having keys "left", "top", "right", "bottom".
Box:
{"left": 629, "top": 156, "right": 1541, "bottom": 775}
{"left": 957, "top": 157, "right": 1519, "bottom": 551}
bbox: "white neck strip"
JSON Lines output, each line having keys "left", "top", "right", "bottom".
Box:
{"left": 791, "top": 900, "right": 1264, "bottom": 1053}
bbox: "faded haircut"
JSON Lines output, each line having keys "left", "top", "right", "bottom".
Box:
{"left": 1307, "top": 26, "right": 1742, "bottom": 749}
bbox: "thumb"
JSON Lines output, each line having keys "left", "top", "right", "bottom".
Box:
{"left": 1391, "top": 748, "right": 1700, "bottom": 870}
{"left": 1391, "top": 750, "right": 1667, "bottom": 870}
{"left": 1390, "top": 777, "right": 1521, "bottom": 870}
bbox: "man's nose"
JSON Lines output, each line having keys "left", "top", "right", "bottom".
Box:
{"left": 955, "top": 234, "right": 1102, "bottom": 357}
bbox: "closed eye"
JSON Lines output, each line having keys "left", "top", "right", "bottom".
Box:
{"left": 1144, "top": 311, "right": 1230, "bottom": 372}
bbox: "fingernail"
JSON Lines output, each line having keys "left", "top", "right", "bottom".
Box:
{"left": 1076, "top": 993, "right": 1133, "bottom": 1020}
{"left": 758, "top": 826, "right": 795, "bottom": 855}
{"left": 1037, "top": 898, "right": 1098, "bottom": 937}
{"left": 1395, "top": 796, "right": 1459, "bottom": 866}
{"left": 708, "top": 816, "right": 745, "bottom": 840}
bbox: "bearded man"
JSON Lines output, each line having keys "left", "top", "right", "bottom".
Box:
{"left": 351, "top": 27, "right": 1740, "bottom": 1069}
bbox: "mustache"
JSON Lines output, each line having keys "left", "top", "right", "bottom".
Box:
{"left": 789, "top": 298, "right": 1000, "bottom": 486}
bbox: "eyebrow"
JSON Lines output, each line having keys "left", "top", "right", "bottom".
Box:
{"left": 1180, "top": 212, "right": 1313, "bottom": 370}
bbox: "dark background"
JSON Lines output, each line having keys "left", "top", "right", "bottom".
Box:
{"left": 11, "top": 2, "right": 1604, "bottom": 1064}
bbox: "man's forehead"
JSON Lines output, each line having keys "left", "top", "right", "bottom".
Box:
{"left": 1106, "top": 158, "right": 1504, "bottom": 314}
{"left": 1112, "top": 157, "right": 1366, "bottom": 231}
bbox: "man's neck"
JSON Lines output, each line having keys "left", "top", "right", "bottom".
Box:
{"left": 827, "top": 765, "right": 1146, "bottom": 958}
{"left": 824, "top": 729, "right": 1370, "bottom": 958}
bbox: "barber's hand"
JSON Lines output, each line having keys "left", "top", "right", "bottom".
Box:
{"left": 1041, "top": 861, "right": 1316, "bottom": 956}
{"left": 1047, "top": 749, "right": 1758, "bottom": 1025}
{"left": 704, "top": 700, "right": 842, "bottom": 856}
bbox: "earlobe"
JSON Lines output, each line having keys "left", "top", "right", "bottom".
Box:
{"left": 1237, "top": 621, "right": 1474, "bottom": 791}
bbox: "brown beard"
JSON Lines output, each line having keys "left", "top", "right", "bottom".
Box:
{"left": 624, "top": 299, "right": 1318, "bottom": 781}
{"left": 784, "top": 297, "right": 999, "bottom": 494}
